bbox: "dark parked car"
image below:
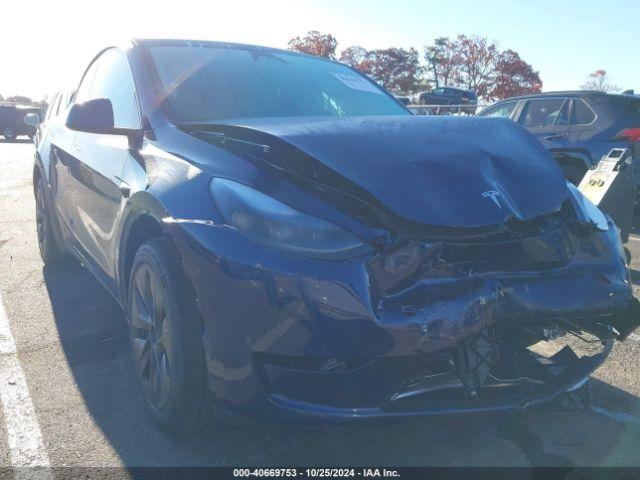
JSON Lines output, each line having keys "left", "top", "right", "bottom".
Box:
{"left": 393, "top": 94, "right": 412, "bottom": 106}
{"left": 27, "top": 91, "right": 74, "bottom": 146}
{"left": 33, "top": 39, "right": 640, "bottom": 433}
{"left": 0, "top": 104, "right": 40, "bottom": 140}
{"left": 478, "top": 91, "right": 640, "bottom": 186}
{"left": 418, "top": 87, "right": 477, "bottom": 114}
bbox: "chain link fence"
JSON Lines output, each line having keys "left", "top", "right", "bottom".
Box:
{"left": 407, "top": 104, "right": 490, "bottom": 115}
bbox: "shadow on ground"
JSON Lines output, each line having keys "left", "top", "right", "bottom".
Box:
{"left": 42, "top": 261, "right": 640, "bottom": 468}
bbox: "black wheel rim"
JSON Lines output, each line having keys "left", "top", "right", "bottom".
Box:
{"left": 131, "top": 265, "right": 173, "bottom": 410}
{"left": 35, "top": 186, "right": 47, "bottom": 254}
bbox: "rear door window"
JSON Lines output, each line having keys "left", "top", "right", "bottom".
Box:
{"left": 520, "top": 98, "right": 569, "bottom": 127}
{"left": 572, "top": 99, "right": 596, "bottom": 125}
{"left": 480, "top": 101, "right": 518, "bottom": 119}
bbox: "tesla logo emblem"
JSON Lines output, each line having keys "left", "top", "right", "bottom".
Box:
{"left": 482, "top": 190, "right": 502, "bottom": 208}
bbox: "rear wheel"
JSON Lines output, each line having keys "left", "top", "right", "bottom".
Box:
{"left": 35, "top": 177, "right": 65, "bottom": 266}
{"left": 128, "top": 237, "right": 211, "bottom": 434}
{"left": 3, "top": 126, "right": 16, "bottom": 141}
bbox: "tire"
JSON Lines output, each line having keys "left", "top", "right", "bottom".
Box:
{"left": 35, "top": 177, "right": 65, "bottom": 266}
{"left": 3, "top": 126, "right": 16, "bottom": 142}
{"left": 128, "top": 236, "right": 211, "bottom": 434}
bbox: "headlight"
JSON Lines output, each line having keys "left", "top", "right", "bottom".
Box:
{"left": 566, "top": 183, "right": 608, "bottom": 231}
{"left": 210, "top": 178, "right": 370, "bottom": 259}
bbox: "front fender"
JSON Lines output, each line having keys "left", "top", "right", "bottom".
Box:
{"left": 116, "top": 191, "right": 172, "bottom": 301}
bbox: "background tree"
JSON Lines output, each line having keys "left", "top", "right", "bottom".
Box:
{"left": 288, "top": 31, "right": 544, "bottom": 100}
{"left": 581, "top": 69, "right": 619, "bottom": 92}
{"left": 490, "top": 49, "right": 542, "bottom": 100}
{"left": 0, "top": 94, "right": 4, "bottom": 102}
{"left": 450, "top": 34, "right": 498, "bottom": 98}
{"left": 288, "top": 31, "right": 337, "bottom": 59}
{"left": 5, "top": 95, "right": 32, "bottom": 105}
{"left": 364, "top": 48, "right": 423, "bottom": 93}
{"left": 339, "top": 45, "right": 372, "bottom": 75}
{"left": 424, "top": 37, "right": 456, "bottom": 88}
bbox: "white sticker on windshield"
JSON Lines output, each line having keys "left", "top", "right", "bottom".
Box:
{"left": 332, "top": 72, "right": 384, "bottom": 95}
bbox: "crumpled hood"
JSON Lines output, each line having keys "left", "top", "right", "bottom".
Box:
{"left": 206, "top": 115, "right": 568, "bottom": 228}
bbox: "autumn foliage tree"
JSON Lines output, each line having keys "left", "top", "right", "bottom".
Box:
{"left": 339, "top": 46, "right": 423, "bottom": 92}
{"left": 339, "top": 46, "right": 372, "bottom": 74}
{"left": 422, "top": 35, "right": 541, "bottom": 100}
{"left": 288, "top": 31, "right": 542, "bottom": 100}
{"left": 288, "top": 31, "right": 338, "bottom": 59}
{"left": 364, "top": 48, "right": 422, "bottom": 92}
{"left": 491, "top": 49, "right": 542, "bottom": 99}
{"left": 449, "top": 35, "right": 498, "bottom": 98}
{"left": 581, "top": 70, "right": 619, "bottom": 93}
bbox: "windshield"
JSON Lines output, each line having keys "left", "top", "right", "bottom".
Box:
{"left": 145, "top": 45, "right": 409, "bottom": 123}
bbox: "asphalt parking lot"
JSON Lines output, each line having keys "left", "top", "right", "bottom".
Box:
{"left": 1, "top": 140, "right": 640, "bottom": 470}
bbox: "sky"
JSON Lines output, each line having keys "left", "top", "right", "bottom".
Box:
{"left": 1, "top": 0, "right": 637, "bottom": 100}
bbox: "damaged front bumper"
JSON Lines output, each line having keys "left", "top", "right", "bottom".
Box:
{"left": 170, "top": 215, "right": 640, "bottom": 423}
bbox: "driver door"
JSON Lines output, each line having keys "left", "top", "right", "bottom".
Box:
{"left": 56, "top": 48, "right": 141, "bottom": 285}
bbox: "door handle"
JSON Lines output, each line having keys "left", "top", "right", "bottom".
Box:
{"left": 544, "top": 133, "right": 566, "bottom": 141}
{"left": 72, "top": 142, "right": 81, "bottom": 152}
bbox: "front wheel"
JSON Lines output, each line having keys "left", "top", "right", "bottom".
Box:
{"left": 128, "top": 236, "right": 211, "bottom": 434}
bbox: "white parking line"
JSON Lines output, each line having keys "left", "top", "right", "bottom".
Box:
{"left": 0, "top": 290, "right": 52, "bottom": 479}
{"left": 591, "top": 406, "right": 640, "bottom": 426}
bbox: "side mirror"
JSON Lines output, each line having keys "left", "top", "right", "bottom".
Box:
{"left": 66, "top": 98, "right": 116, "bottom": 134}
{"left": 66, "top": 98, "right": 144, "bottom": 148}
{"left": 24, "top": 112, "right": 40, "bottom": 128}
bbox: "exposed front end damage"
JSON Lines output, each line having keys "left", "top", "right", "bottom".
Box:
{"left": 353, "top": 209, "right": 640, "bottom": 417}
{"left": 161, "top": 116, "right": 640, "bottom": 422}
{"left": 170, "top": 205, "right": 640, "bottom": 422}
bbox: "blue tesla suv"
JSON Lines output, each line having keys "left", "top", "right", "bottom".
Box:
{"left": 33, "top": 39, "right": 640, "bottom": 433}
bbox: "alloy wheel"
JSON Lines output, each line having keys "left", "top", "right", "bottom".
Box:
{"left": 130, "top": 265, "right": 173, "bottom": 411}
{"left": 35, "top": 185, "right": 47, "bottom": 255}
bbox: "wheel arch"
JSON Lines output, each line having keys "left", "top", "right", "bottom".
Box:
{"left": 117, "top": 192, "right": 170, "bottom": 308}
{"left": 32, "top": 151, "right": 46, "bottom": 192}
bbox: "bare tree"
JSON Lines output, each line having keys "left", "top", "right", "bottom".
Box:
{"left": 581, "top": 70, "right": 619, "bottom": 93}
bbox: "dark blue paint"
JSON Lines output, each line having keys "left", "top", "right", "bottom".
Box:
{"left": 34, "top": 39, "right": 640, "bottom": 424}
